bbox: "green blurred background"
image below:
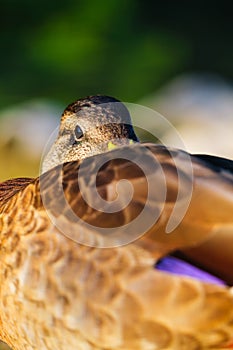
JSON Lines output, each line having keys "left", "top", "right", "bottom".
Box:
{"left": 1, "top": 0, "right": 232, "bottom": 107}
{"left": 0, "top": 0, "right": 232, "bottom": 182}
{"left": 0, "top": 1, "right": 232, "bottom": 348}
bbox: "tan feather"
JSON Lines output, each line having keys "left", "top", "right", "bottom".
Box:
{"left": 0, "top": 95, "right": 233, "bottom": 349}
{"left": 0, "top": 143, "right": 233, "bottom": 349}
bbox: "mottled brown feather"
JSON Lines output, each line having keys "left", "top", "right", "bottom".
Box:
{"left": 0, "top": 143, "right": 233, "bottom": 350}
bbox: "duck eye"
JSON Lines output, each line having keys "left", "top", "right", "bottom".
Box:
{"left": 74, "top": 125, "right": 84, "bottom": 139}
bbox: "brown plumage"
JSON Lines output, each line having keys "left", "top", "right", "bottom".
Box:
{"left": 0, "top": 95, "right": 233, "bottom": 350}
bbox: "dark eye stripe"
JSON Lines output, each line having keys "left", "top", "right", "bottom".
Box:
{"left": 74, "top": 125, "right": 84, "bottom": 139}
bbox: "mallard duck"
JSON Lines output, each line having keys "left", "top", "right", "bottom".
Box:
{"left": 0, "top": 95, "right": 233, "bottom": 350}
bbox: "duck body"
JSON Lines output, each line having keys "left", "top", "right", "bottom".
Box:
{"left": 0, "top": 96, "right": 233, "bottom": 349}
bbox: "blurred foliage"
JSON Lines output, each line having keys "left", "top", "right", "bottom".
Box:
{"left": 0, "top": 0, "right": 232, "bottom": 108}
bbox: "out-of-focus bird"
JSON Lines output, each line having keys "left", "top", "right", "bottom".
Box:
{"left": 0, "top": 95, "right": 233, "bottom": 350}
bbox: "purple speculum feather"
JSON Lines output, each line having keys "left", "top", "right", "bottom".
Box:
{"left": 156, "top": 256, "right": 226, "bottom": 286}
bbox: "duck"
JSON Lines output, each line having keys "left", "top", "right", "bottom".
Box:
{"left": 0, "top": 95, "right": 233, "bottom": 350}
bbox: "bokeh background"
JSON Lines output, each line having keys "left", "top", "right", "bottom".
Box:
{"left": 0, "top": 1, "right": 232, "bottom": 348}
{"left": 0, "top": 0, "right": 233, "bottom": 183}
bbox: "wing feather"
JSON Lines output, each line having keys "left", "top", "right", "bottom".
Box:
{"left": 1, "top": 143, "right": 233, "bottom": 349}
